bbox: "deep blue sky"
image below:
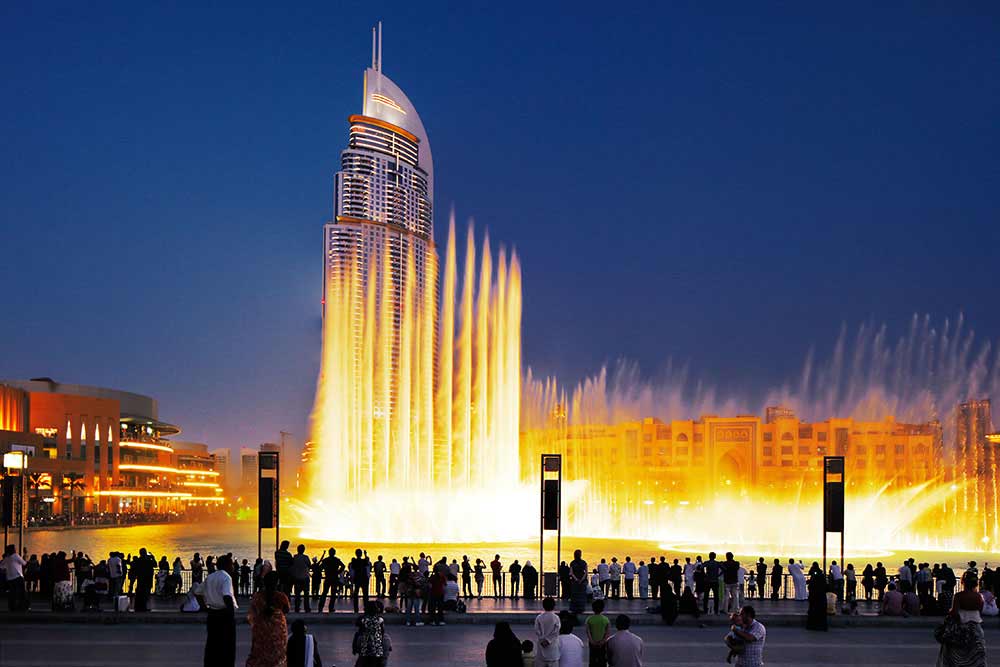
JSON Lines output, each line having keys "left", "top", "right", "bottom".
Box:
{"left": 2, "top": 2, "right": 998, "bottom": 452}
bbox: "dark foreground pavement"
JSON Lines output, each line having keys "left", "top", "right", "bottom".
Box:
{"left": 2, "top": 623, "right": 997, "bottom": 666}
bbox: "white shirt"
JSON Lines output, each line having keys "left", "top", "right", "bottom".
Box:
{"left": 623, "top": 562, "right": 636, "bottom": 579}
{"left": 898, "top": 566, "right": 912, "bottom": 583}
{"left": 108, "top": 556, "right": 123, "bottom": 579}
{"left": 390, "top": 561, "right": 400, "bottom": 575}
{"left": 831, "top": 564, "right": 842, "bottom": 580}
{"left": 203, "top": 569, "right": 237, "bottom": 610}
{"left": 637, "top": 565, "right": 648, "bottom": 583}
{"left": 609, "top": 563, "right": 622, "bottom": 579}
{"left": 598, "top": 563, "right": 610, "bottom": 581}
{"left": 534, "top": 611, "right": 561, "bottom": 661}
{"left": 558, "top": 633, "right": 585, "bottom": 666}
{"left": 418, "top": 558, "right": 429, "bottom": 574}
{"left": 2, "top": 553, "right": 26, "bottom": 579}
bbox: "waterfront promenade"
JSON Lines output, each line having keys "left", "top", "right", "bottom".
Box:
{"left": 0, "top": 623, "right": 987, "bottom": 666}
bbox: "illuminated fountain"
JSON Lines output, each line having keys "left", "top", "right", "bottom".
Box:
{"left": 299, "top": 216, "right": 537, "bottom": 542}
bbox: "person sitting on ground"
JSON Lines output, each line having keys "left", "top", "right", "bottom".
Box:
{"left": 880, "top": 582, "right": 904, "bottom": 616}
{"left": 485, "top": 621, "right": 522, "bottom": 667}
{"left": 679, "top": 585, "right": 700, "bottom": 619}
{"left": 287, "top": 618, "right": 323, "bottom": 667}
{"left": 901, "top": 582, "right": 920, "bottom": 617}
{"left": 659, "top": 577, "right": 678, "bottom": 626}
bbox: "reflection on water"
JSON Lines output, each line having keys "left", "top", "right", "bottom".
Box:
{"left": 23, "top": 521, "right": 1000, "bottom": 570}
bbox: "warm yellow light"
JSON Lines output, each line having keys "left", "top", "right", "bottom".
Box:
{"left": 120, "top": 441, "right": 174, "bottom": 453}
{"left": 180, "top": 481, "right": 219, "bottom": 488}
{"left": 118, "top": 464, "right": 180, "bottom": 474}
{"left": 95, "top": 490, "right": 192, "bottom": 498}
{"left": 181, "top": 469, "right": 220, "bottom": 477}
{"left": 186, "top": 496, "right": 226, "bottom": 502}
{"left": 3, "top": 452, "right": 26, "bottom": 469}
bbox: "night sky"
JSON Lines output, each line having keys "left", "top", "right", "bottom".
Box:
{"left": 2, "top": 3, "right": 998, "bottom": 453}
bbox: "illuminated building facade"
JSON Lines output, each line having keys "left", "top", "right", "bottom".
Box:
{"left": 521, "top": 407, "right": 941, "bottom": 498}
{"left": 322, "top": 24, "right": 437, "bottom": 447}
{"left": 0, "top": 378, "right": 224, "bottom": 518}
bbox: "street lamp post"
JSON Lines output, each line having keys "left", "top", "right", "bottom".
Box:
{"left": 3, "top": 451, "right": 27, "bottom": 553}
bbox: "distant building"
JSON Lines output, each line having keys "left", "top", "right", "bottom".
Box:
{"left": 211, "top": 447, "right": 230, "bottom": 489}
{"left": 0, "top": 378, "right": 223, "bottom": 519}
{"left": 956, "top": 399, "right": 995, "bottom": 515}
{"left": 240, "top": 447, "right": 258, "bottom": 492}
{"left": 521, "top": 408, "right": 941, "bottom": 498}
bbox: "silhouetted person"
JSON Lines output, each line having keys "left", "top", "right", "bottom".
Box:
{"left": 203, "top": 554, "right": 237, "bottom": 667}
{"left": 349, "top": 548, "right": 371, "bottom": 614}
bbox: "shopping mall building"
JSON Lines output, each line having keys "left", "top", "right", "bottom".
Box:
{"left": 0, "top": 378, "right": 223, "bottom": 520}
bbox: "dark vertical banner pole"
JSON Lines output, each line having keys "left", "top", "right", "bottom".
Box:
{"left": 275, "top": 452, "right": 280, "bottom": 554}
{"left": 539, "top": 455, "right": 544, "bottom": 581}
{"left": 556, "top": 460, "right": 562, "bottom": 571}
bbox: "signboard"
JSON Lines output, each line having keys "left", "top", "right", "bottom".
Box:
{"left": 823, "top": 456, "right": 845, "bottom": 532}
{"left": 258, "top": 452, "right": 279, "bottom": 530}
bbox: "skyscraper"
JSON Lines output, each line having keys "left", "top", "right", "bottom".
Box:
{"left": 320, "top": 24, "right": 439, "bottom": 494}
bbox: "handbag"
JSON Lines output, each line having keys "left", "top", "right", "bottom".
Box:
{"left": 934, "top": 616, "right": 976, "bottom": 648}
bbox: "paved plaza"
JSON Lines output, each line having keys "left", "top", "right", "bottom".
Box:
{"left": 2, "top": 622, "right": 991, "bottom": 666}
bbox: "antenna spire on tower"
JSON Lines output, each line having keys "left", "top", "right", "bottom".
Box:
{"left": 377, "top": 21, "right": 383, "bottom": 72}
{"left": 371, "top": 26, "right": 377, "bottom": 69}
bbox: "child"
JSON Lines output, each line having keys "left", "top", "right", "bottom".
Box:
{"left": 746, "top": 572, "right": 756, "bottom": 599}
{"left": 520, "top": 639, "right": 535, "bottom": 667}
{"left": 724, "top": 611, "right": 745, "bottom": 664}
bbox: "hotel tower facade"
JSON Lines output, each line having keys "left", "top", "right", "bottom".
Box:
{"left": 319, "top": 25, "right": 440, "bottom": 493}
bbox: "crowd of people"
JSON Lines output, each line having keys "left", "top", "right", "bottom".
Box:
{"left": 26, "top": 511, "right": 184, "bottom": 528}
{"left": 3, "top": 542, "right": 998, "bottom": 666}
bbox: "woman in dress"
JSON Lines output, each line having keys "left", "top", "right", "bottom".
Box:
{"left": 246, "top": 570, "right": 291, "bottom": 667}
{"left": 354, "top": 600, "right": 391, "bottom": 666}
{"left": 52, "top": 551, "right": 73, "bottom": 610}
{"left": 938, "top": 571, "right": 987, "bottom": 667}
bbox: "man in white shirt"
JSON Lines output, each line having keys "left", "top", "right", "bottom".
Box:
{"left": 203, "top": 554, "right": 237, "bottom": 667}
{"left": 622, "top": 557, "right": 637, "bottom": 600}
{"left": 609, "top": 558, "right": 622, "bottom": 600}
{"left": 597, "top": 559, "right": 611, "bottom": 598}
{"left": 534, "top": 596, "right": 561, "bottom": 666}
{"left": 107, "top": 551, "right": 123, "bottom": 599}
{"left": 606, "top": 614, "right": 643, "bottom": 667}
{"left": 830, "top": 560, "right": 844, "bottom": 601}
{"left": 557, "top": 611, "right": 585, "bottom": 667}
{"left": 3, "top": 544, "right": 28, "bottom": 611}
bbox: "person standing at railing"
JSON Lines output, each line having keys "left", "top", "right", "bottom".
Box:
{"left": 108, "top": 551, "right": 123, "bottom": 600}
{"left": 597, "top": 559, "right": 611, "bottom": 599}
{"left": 191, "top": 552, "right": 204, "bottom": 585}
{"left": 637, "top": 560, "right": 648, "bottom": 600}
{"left": 703, "top": 552, "right": 721, "bottom": 614}
{"left": 788, "top": 559, "right": 806, "bottom": 601}
{"left": 509, "top": 560, "right": 522, "bottom": 599}
{"left": 754, "top": 559, "right": 766, "bottom": 599}
{"left": 829, "top": 561, "right": 843, "bottom": 601}
{"left": 522, "top": 561, "right": 538, "bottom": 601}
{"left": 844, "top": 564, "right": 857, "bottom": 602}
{"left": 133, "top": 548, "right": 155, "bottom": 612}
{"left": 647, "top": 557, "right": 659, "bottom": 600}
{"left": 316, "top": 548, "right": 344, "bottom": 614}
{"left": 373, "top": 555, "right": 387, "bottom": 598}
{"left": 769, "top": 559, "right": 782, "bottom": 601}
{"left": 461, "top": 556, "right": 473, "bottom": 599}
{"left": 349, "top": 548, "right": 372, "bottom": 614}
{"left": 609, "top": 558, "right": 622, "bottom": 600}
{"left": 939, "top": 563, "right": 957, "bottom": 612}
{"left": 475, "top": 559, "right": 486, "bottom": 599}
{"left": 291, "top": 544, "right": 312, "bottom": 613}
{"left": 874, "top": 562, "right": 888, "bottom": 600}
{"left": 683, "top": 557, "right": 695, "bottom": 595}
{"left": 491, "top": 554, "right": 503, "bottom": 599}
{"left": 622, "top": 557, "right": 636, "bottom": 600}
{"left": 389, "top": 558, "right": 401, "bottom": 600}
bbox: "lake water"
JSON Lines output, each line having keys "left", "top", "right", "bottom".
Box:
{"left": 22, "top": 521, "right": 1000, "bottom": 570}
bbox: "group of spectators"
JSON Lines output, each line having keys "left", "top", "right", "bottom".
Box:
{"left": 26, "top": 511, "right": 182, "bottom": 528}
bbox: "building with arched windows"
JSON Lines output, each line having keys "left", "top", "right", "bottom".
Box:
{"left": 0, "top": 378, "right": 223, "bottom": 521}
